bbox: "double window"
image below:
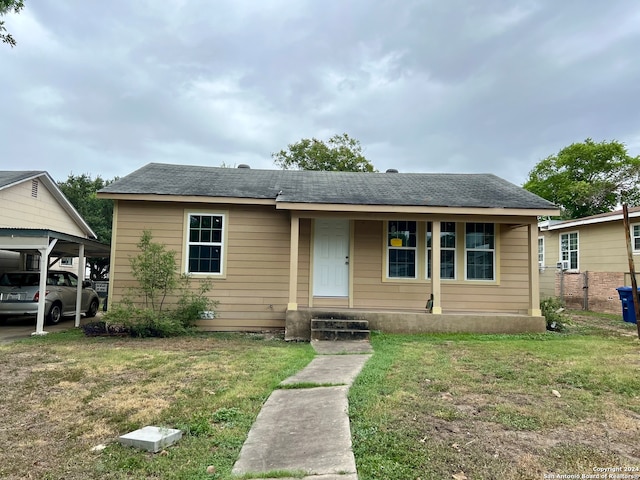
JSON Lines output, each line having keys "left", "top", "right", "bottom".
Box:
{"left": 559, "top": 231, "right": 578, "bottom": 270}
{"left": 186, "top": 213, "right": 225, "bottom": 274}
{"left": 387, "top": 221, "right": 496, "bottom": 281}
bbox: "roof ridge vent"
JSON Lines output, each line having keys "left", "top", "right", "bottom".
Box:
{"left": 385, "top": 168, "right": 398, "bottom": 173}
{"left": 237, "top": 164, "right": 251, "bottom": 169}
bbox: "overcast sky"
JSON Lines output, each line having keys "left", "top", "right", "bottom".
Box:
{"left": 2, "top": 1, "right": 639, "bottom": 186}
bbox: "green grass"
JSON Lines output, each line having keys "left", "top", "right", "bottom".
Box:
{"left": 2, "top": 313, "right": 639, "bottom": 480}
{"left": 0, "top": 331, "right": 315, "bottom": 480}
{"left": 349, "top": 320, "right": 640, "bottom": 480}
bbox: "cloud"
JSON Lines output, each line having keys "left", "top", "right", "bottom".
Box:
{"left": 0, "top": 0, "right": 639, "bottom": 185}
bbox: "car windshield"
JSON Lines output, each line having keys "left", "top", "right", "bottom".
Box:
{"left": 0, "top": 273, "right": 40, "bottom": 287}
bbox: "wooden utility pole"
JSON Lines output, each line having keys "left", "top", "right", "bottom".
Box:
{"left": 622, "top": 204, "right": 640, "bottom": 339}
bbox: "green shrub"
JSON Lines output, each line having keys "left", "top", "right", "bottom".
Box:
{"left": 541, "top": 297, "right": 568, "bottom": 332}
{"left": 124, "top": 309, "right": 189, "bottom": 338}
{"left": 173, "top": 275, "right": 218, "bottom": 329}
{"left": 101, "top": 292, "right": 216, "bottom": 338}
{"left": 94, "top": 232, "right": 219, "bottom": 339}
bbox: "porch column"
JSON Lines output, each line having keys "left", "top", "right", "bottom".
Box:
{"left": 33, "top": 239, "right": 57, "bottom": 336}
{"left": 287, "top": 214, "right": 299, "bottom": 310}
{"left": 431, "top": 221, "right": 442, "bottom": 314}
{"left": 74, "top": 243, "right": 85, "bottom": 328}
{"left": 528, "top": 221, "right": 542, "bottom": 316}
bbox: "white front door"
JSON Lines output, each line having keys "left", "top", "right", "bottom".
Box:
{"left": 313, "top": 219, "right": 349, "bottom": 297}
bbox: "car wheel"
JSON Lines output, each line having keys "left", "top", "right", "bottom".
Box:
{"left": 86, "top": 299, "right": 99, "bottom": 318}
{"left": 47, "top": 303, "right": 63, "bottom": 324}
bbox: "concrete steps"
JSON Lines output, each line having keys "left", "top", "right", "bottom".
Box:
{"left": 311, "top": 318, "right": 370, "bottom": 341}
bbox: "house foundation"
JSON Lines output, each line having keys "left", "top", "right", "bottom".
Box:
{"left": 285, "top": 308, "right": 545, "bottom": 341}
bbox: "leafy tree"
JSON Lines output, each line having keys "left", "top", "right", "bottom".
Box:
{"left": 272, "top": 133, "right": 376, "bottom": 172}
{"left": 57, "top": 173, "right": 116, "bottom": 280}
{"left": 523, "top": 139, "right": 640, "bottom": 219}
{"left": 1, "top": 0, "right": 24, "bottom": 47}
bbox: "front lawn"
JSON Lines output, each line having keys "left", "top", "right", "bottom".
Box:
{"left": 349, "top": 313, "right": 640, "bottom": 479}
{"left": 0, "top": 313, "right": 638, "bottom": 479}
{"left": 0, "top": 331, "right": 314, "bottom": 480}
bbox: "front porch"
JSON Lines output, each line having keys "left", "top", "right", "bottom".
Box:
{"left": 285, "top": 307, "right": 546, "bottom": 341}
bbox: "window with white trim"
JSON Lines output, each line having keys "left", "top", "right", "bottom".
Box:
{"left": 187, "top": 213, "right": 224, "bottom": 274}
{"left": 538, "top": 237, "right": 544, "bottom": 266}
{"left": 60, "top": 257, "right": 73, "bottom": 266}
{"left": 465, "top": 223, "right": 495, "bottom": 280}
{"left": 427, "top": 222, "right": 456, "bottom": 279}
{"left": 633, "top": 224, "right": 640, "bottom": 252}
{"left": 387, "top": 220, "right": 417, "bottom": 278}
{"left": 560, "top": 231, "right": 578, "bottom": 270}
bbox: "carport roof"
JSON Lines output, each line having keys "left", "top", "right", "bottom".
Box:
{"left": 0, "top": 228, "right": 111, "bottom": 258}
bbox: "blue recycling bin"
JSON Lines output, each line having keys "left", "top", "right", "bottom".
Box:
{"left": 616, "top": 287, "right": 639, "bottom": 324}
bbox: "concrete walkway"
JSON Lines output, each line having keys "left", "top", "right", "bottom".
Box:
{"left": 232, "top": 340, "right": 373, "bottom": 480}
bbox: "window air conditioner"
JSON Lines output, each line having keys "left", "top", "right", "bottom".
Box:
{"left": 556, "top": 261, "right": 570, "bottom": 271}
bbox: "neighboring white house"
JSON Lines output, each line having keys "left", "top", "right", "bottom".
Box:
{"left": 0, "top": 170, "right": 110, "bottom": 333}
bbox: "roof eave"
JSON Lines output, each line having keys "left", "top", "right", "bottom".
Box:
{"left": 97, "top": 192, "right": 559, "bottom": 217}
{"left": 547, "top": 210, "right": 640, "bottom": 230}
{"left": 276, "top": 202, "right": 560, "bottom": 217}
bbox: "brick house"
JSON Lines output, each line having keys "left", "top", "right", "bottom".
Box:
{"left": 538, "top": 207, "right": 640, "bottom": 313}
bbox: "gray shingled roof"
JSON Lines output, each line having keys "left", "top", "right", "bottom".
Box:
{"left": 100, "top": 162, "right": 557, "bottom": 210}
{"left": 0, "top": 171, "right": 45, "bottom": 189}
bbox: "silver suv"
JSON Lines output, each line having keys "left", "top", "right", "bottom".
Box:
{"left": 0, "top": 271, "right": 100, "bottom": 324}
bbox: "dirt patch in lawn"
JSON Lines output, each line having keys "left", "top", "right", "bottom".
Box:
{"left": 388, "top": 389, "right": 640, "bottom": 480}
{"left": 0, "top": 332, "right": 308, "bottom": 480}
{"left": 353, "top": 316, "right": 640, "bottom": 480}
{"left": 569, "top": 311, "right": 639, "bottom": 337}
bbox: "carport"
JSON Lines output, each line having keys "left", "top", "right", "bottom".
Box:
{"left": 0, "top": 228, "right": 111, "bottom": 335}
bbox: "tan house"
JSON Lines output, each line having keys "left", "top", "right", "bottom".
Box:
{"left": 539, "top": 206, "right": 640, "bottom": 313}
{"left": 98, "top": 163, "right": 559, "bottom": 338}
{"left": 0, "top": 171, "right": 110, "bottom": 333}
